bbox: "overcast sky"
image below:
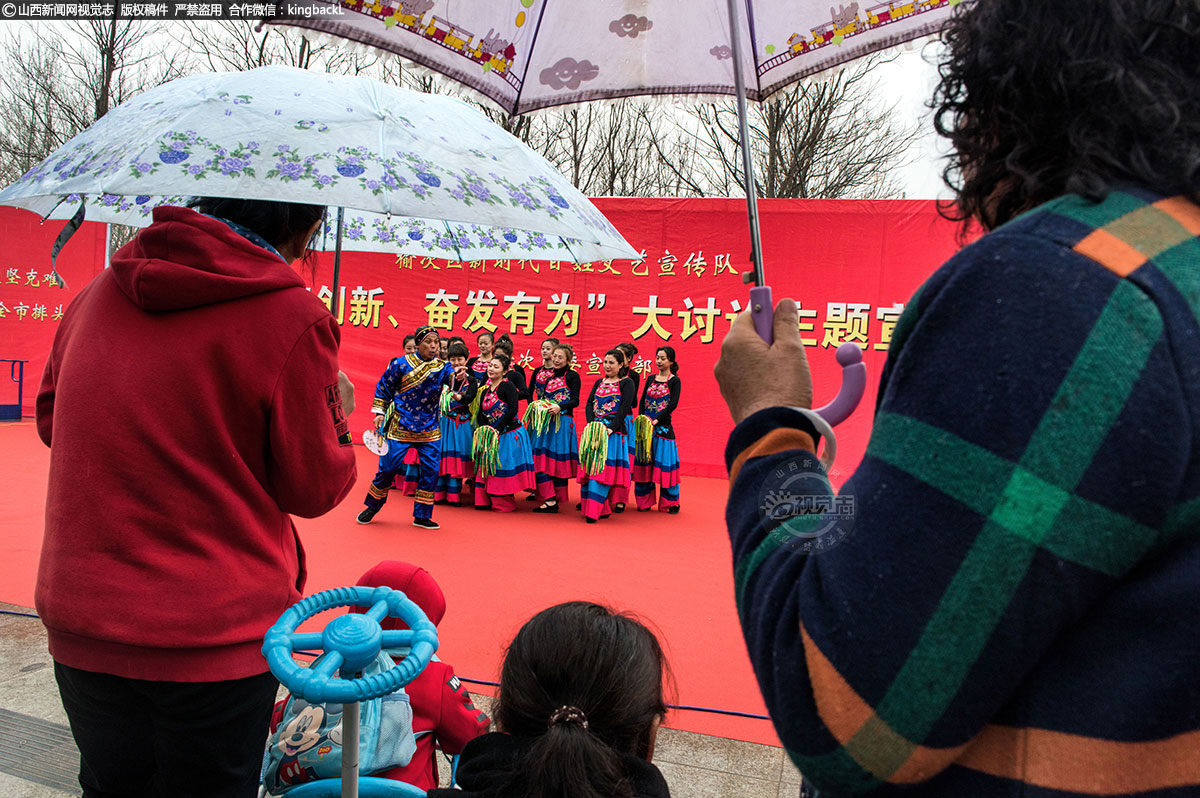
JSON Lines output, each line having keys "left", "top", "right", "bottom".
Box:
{"left": 875, "top": 43, "right": 954, "bottom": 200}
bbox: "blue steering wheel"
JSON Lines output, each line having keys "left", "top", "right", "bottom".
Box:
{"left": 262, "top": 585, "right": 439, "bottom": 703}
{"left": 261, "top": 586, "right": 439, "bottom": 798}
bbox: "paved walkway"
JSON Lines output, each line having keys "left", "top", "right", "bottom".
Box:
{"left": 0, "top": 603, "right": 803, "bottom": 798}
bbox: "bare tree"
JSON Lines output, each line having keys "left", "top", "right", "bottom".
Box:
{"left": 652, "top": 57, "right": 920, "bottom": 199}
{"left": 178, "top": 20, "right": 393, "bottom": 74}
{"left": 0, "top": 22, "right": 184, "bottom": 184}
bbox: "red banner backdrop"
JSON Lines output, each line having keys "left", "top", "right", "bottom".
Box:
{"left": 0, "top": 209, "right": 107, "bottom": 420}
{"left": 1, "top": 199, "right": 964, "bottom": 481}
{"left": 319, "top": 198, "right": 965, "bottom": 481}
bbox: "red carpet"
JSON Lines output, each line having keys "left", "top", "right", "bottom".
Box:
{"left": 0, "top": 421, "right": 780, "bottom": 746}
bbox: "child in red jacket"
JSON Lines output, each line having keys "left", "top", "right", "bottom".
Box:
{"left": 356, "top": 561, "right": 490, "bottom": 791}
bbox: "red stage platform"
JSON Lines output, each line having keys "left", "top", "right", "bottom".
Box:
{"left": 0, "top": 420, "right": 781, "bottom": 746}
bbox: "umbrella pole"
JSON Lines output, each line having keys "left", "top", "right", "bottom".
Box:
{"left": 724, "top": 0, "right": 774, "bottom": 344}
{"left": 331, "top": 207, "right": 345, "bottom": 322}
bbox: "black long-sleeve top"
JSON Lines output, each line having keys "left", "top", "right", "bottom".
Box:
{"left": 504, "top": 364, "right": 529, "bottom": 404}
{"left": 540, "top": 366, "right": 581, "bottom": 416}
{"left": 639, "top": 375, "right": 681, "bottom": 440}
{"left": 476, "top": 379, "right": 521, "bottom": 432}
{"left": 621, "top": 369, "right": 642, "bottom": 414}
{"left": 529, "top": 364, "right": 555, "bottom": 401}
{"left": 585, "top": 376, "right": 635, "bottom": 432}
{"left": 465, "top": 355, "right": 491, "bottom": 382}
{"left": 443, "top": 372, "right": 478, "bottom": 419}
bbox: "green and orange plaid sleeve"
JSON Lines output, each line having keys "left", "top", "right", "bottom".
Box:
{"left": 725, "top": 188, "right": 1200, "bottom": 796}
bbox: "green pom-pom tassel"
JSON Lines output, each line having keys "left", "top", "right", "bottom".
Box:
{"left": 378, "top": 403, "right": 396, "bottom": 435}
{"left": 439, "top": 385, "right": 455, "bottom": 415}
{"left": 522, "top": 399, "right": 561, "bottom": 436}
{"left": 634, "top": 415, "right": 654, "bottom": 464}
{"left": 472, "top": 426, "right": 500, "bottom": 478}
{"left": 579, "top": 421, "right": 610, "bottom": 477}
{"left": 467, "top": 388, "right": 483, "bottom": 428}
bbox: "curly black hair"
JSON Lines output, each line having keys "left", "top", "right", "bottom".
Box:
{"left": 933, "top": 0, "right": 1200, "bottom": 231}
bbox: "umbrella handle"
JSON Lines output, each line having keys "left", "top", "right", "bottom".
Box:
{"left": 814, "top": 343, "right": 867, "bottom": 427}
{"left": 750, "top": 285, "right": 865, "bottom": 427}
{"left": 750, "top": 285, "right": 774, "bottom": 344}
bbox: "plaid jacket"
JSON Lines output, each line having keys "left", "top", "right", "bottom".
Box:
{"left": 725, "top": 186, "right": 1200, "bottom": 796}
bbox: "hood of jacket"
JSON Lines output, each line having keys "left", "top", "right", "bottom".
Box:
{"left": 109, "top": 205, "right": 305, "bottom": 311}
{"left": 357, "top": 560, "right": 448, "bottom": 629}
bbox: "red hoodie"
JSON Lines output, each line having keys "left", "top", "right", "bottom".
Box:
{"left": 35, "top": 206, "right": 358, "bottom": 683}
{"left": 356, "top": 561, "right": 491, "bottom": 791}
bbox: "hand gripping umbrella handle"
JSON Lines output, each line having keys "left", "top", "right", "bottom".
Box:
{"left": 749, "top": 285, "right": 865, "bottom": 427}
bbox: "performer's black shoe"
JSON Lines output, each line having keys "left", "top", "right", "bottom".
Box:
{"left": 533, "top": 501, "right": 558, "bottom": 514}
{"left": 412, "top": 517, "right": 440, "bottom": 529}
{"left": 474, "top": 504, "right": 491, "bottom": 511}
{"left": 575, "top": 502, "right": 582, "bottom": 510}
{"left": 667, "top": 506, "right": 680, "bottom": 514}
{"left": 613, "top": 503, "right": 626, "bottom": 514}
{"left": 637, "top": 506, "right": 652, "bottom": 512}
{"left": 585, "top": 517, "right": 597, "bottom": 524}
{"left": 525, "top": 494, "right": 539, "bottom": 502}
{"left": 356, "top": 507, "right": 378, "bottom": 525}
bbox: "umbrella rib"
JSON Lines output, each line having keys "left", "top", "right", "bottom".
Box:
{"left": 741, "top": 0, "right": 766, "bottom": 98}
{"left": 514, "top": 0, "right": 554, "bottom": 116}
{"left": 558, "top": 236, "right": 580, "bottom": 265}
{"left": 441, "top": 219, "right": 465, "bottom": 263}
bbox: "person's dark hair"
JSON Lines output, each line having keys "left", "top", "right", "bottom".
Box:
{"left": 610, "top": 345, "right": 631, "bottom": 377}
{"left": 553, "top": 343, "right": 575, "bottom": 367}
{"left": 447, "top": 341, "right": 470, "bottom": 359}
{"left": 656, "top": 346, "right": 679, "bottom": 375}
{"left": 449, "top": 336, "right": 466, "bottom": 346}
{"left": 477, "top": 332, "right": 495, "bottom": 345}
{"left": 188, "top": 197, "right": 326, "bottom": 253}
{"left": 493, "top": 340, "right": 514, "bottom": 357}
{"left": 403, "top": 334, "right": 416, "bottom": 347}
{"left": 543, "top": 337, "right": 560, "bottom": 348}
{"left": 495, "top": 602, "right": 668, "bottom": 798}
{"left": 490, "top": 350, "right": 512, "bottom": 372}
{"left": 496, "top": 333, "right": 514, "bottom": 350}
{"left": 933, "top": 0, "right": 1200, "bottom": 231}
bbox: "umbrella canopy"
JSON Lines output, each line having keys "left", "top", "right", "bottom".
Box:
{"left": 37, "top": 193, "right": 624, "bottom": 263}
{"left": 0, "top": 65, "right": 639, "bottom": 262}
{"left": 274, "top": 0, "right": 961, "bottom": 115}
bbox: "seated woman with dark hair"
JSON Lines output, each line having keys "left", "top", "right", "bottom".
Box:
{"left": 428, "top": 601, "right": 671, "bottom": 798}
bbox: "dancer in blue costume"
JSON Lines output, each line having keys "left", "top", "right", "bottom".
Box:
{"left": 396, "top": 334, "right": 421, "bottom": 496}
{"left": 531, "top": 343, "right": 581, "bottom": 513}
{"left": 529, "top": 338, "right": 559, "bottom": 401}
{"left": 633, "top": 346, "right": 682, "bottom": 513}
{"left": 609, "top": 342, "right": 641, "bottom": 513}
{"left": 357, "top": 325, "right": 455, "bottom": 529}
{"left": 435, "top": 341, "right": 478, "bottom": 506}
{"left": 579, "top": 350, "right": 636, "bottom": 523}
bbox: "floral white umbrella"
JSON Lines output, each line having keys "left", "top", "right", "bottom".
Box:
{"left": 38, "top": 192, "right": 621, "bottom": 263}
{"left": 0, "top": 64, "right": 640, "bottom": 288}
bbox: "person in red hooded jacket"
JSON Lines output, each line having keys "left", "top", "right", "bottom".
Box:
{"left": 354, "top": 561, "right": 491, "bottom": 791}
{"left": 36, "top": 198, "right": 359, "bottom": 798}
